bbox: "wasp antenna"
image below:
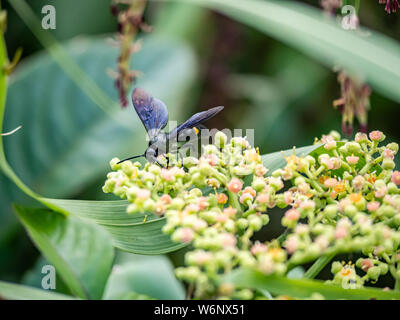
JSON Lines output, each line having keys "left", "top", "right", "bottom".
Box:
{"left": 117, "top": 154, "right": 145, "bottom": 164}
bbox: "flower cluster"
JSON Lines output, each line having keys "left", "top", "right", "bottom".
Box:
{"left": 103, "top": 132, "right": 288, "bottom": 299}
{"left": 109, "top": 0, "right": 151, "bottom": 107}
{"left": 379, "top": 0, "right": 399, "bottom": 14}
{"left": 333, "top": 71, "right": 370, "bottom": 135}
{"left": 277, "top": 131, "right": 400, "bottom": 285}
{"left": 103, "top": 130, "right": 400, "bottom": 298}
{"left": 320, "top": 0, "right": 343, "bottom": 16}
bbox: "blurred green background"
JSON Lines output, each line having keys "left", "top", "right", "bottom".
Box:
{"left": 0, "top": 0, "right": 399, "bottom": 292}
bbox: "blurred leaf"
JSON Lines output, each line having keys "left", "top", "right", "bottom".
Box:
{"left": 178, "top": 0, "right": 400, "bottom": 103}
{"left": 14, "top": 205, "right": 114, "bottom": 299}
{"left": 222, "top": 269, "right": 400, "bottom": 300}
{"left": 0, "top": 35, "right": 196, "bottom": 240}
{"left": 287, "top": 266, "right": 305, "bottom": 279}
{"left": 103, "top": 255, "right": 185, "bottom": 300}
{"left": 22, "top": 256, "right": 73, "bottom": 295}
{"left": 43, "top": 198, "right": 186, "bottom": 255}
{"left": 0, "top": 280, "right": 75, "bottom": 300}
{"left": 262, "top": 144, "right": 322, "bottom": 175}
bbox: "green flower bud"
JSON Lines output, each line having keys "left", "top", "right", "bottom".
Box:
{"left": 305, "top": 155, "right": 316, "bottom": 166}
{"left": 148, "top": 164, "right": 161, "bottom": 175}
{"left": 190, "top": 188, "right": 203, "bottom": 197}
{"left": 329, "top": 130, "right": 341, "bottom": 141}
{"left": 324, "top": 204, "right": 338, "bottom": 218}
{"left": 261, "top": 214, "right": 270, "bottom": 225}
{"left": 110, "top": 157, "right": 121, "bottom": 170}
{"left": 367, "top": 266, "right": 381, "bottom": 280}
{"left": 252, "top": 177, "right": 266, "bottom": 191}
{"left": 234, "top": 289, "right": 253, "bottom": 300}
{"left": 378, "top": 263, "right": 388, "bottom": 275}
{"left": 387, "top": 182, "right": 398, "bottom": 194}
{"left": 143, "top": 199, "right": 155, "bottom": 211}
{"left": 338, "top": 145, "right": 348, "bottom": 154}
{"left": 331, "top": 261, "right": 343, "bottom": 274}
{"left": 346, "top": 142, "right": 361, "bottom": 154}
{"left": 170, "top": 198, "right": 186, "bottom": 210}
{"left": 382, "top": 158, "right": 395, "bottom": 170}
{"left": 183, "top": 156, "right": 199, "bottom": 167}
{"left": 248, "top": 214, "right": 263, "bottom": 231}
{"left": 374, "top": 179, "right": 386, "bottom": 188}
{"left": 236, "top": 218, "right": 249, "bottom": 230}
{"left": 386, "top": 142, "right": 399, "bottom": 154}
{"left": 224, "top": 219, "right": 236, "bottom": 233}
{"left": 102, "top": 179, "right": 116, "bottom": 193}
{"left": 127, "top": 203, "right": 139, "bottom": 214}
{"left": 272, "top": 169, "right": 283, "bottom": 177}
{"left": 215, "top": 131, "right": 228, "bottom": 148}
{"left": 294, "top": 176, "right": 306, "bottom": 186}
{"left": 344, "top": 204, "right": 357, "bottom": 217}
{"left": 199, "top": 162, "right": 212, "bottom": 176}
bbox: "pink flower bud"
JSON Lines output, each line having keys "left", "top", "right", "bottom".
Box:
{"left": 383, "top": 149, "right": 395, "bottom": 160}
{"left": 285, "top": 208, "right": 300, "bottom": 221}
{"left": 161, "top": 168, "right": 174, "bottom": 181}
{"left": 243, "top": 187, "right": 257, "bottom": 197}
{"left": 391, "top": 171, "right": 400, "bottom": 186}
{"left": 197, "top": 197, "right": 209, "bottom": 210}
{"left": 352, "top": 175, "right": 365, "bottom": 190}
{"left": 207, "top": 154, "right": 219, "bottom": 166}
{"left": 137, "top": 189, "right": 151, "bottom": 200}
{"left": 256, "top": 193, "right": 269, "bottom": 204}
{"left": 346, "top": 155, "right": 359, "bottom": 165}
{"left": 284, "top": 236, "right": 299, "bottom": 254}
{"left": 335, "top": 226, "right": 348, "bottom": 239}
{"left": 374, "top": 186, "right": 387, "bottom": 198}
{"left": 177, "top": 228, "right": 194, "bottom": 243}
{"left": 361, "top": 259, "right": 373, "bottom": 272}
{"left": 355, "top": 132, "right": 368, "bottom": 143}
{"left": 251, "top": 242, "right": 268, "bottom": 255}
{"left": 330, "top": 157, "right": 342, "bottom": 170}
{"left": 298, "top": 182, "right": 310, "bottom": 194}
{"left": 220, "top": 233, "right": 237, "bottom": 248}
{"left": 255, "top": 164, "right": 268, "bottom": 177}
{"left": 324, "top": 139, "right": 337, "bottom": 150}
{"left": 185, "top": 203, "right": 200, "bottom": 214}
{"left": 154, "top": 201, "right": 166, "bottom": 216}
{"left": 299, "top": 200, "right": 315, "bottom": 210}
{"left": 284, "top": 191, "right": 293, "bottom": 205}
{"left": 160, "top": 194, "right": 172, "bottom": 204}
{"left": 324, "top": 178, "right": 338, "bottom": 188}
{"left": 227, "top": 178, "right": 243, "bottom": 193}
{"left": 193, "top": 251, "right": 212, "bottom": 265}
{"left": 369, "top": 130, "right": 383, "bottom": 142}
{"left": 240, "top": 193, "right": 254, "bottom": 204}
{"left": 367, "top": 201, "right": 380, "bottom": 212}
{"left": 223, "top": 206, "right": 237, "bottom": 217}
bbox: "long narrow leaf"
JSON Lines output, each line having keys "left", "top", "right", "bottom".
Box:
{"left": 0, "top": 281, "right": 75, "bottom": 300}
{"left": 223, "top": 269, "right": 400, "bottom": 300}
{"left": 168, "top": 0, "right": 400, "bottom": 103}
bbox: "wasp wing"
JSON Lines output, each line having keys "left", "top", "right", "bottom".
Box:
{"left": 132, "top": 88, "right": 169, "bottom": 139}
{"left": 168, "top": 106, "right": 224, "bottom": 138}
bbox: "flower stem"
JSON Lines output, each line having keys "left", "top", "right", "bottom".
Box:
{"left": 303, "top": 252, "right": 336, "bottom": 279}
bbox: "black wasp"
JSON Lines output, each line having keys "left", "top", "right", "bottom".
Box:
{"left": 118, "top": 88, "right": 224, "bottom": 167}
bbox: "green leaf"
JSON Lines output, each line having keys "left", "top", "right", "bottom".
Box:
{"left": 262, "top": 144, "right": 322, "bottom": 174}
{"left": 0, "top": 34, "right": 196, "bottom": 240}
{"left": 103, "top": 255, "right": 185, "bottom": 300}
{"left": 14, "top": 205, "right": 114, "bottom": 299}
{"left": 0, "top": 280, "right": 76, "bottom": 300}
{"left": 42, "top": 198, "right": 186, "bottom": 255}
{"left": 222, "top": 269, "right": 400, "bottom": 300}
{"left": 4, "top": 35, "right": 196, "bottom": 198}
{"left": 175, "top": 0, "right": 400, "bottom": 103}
